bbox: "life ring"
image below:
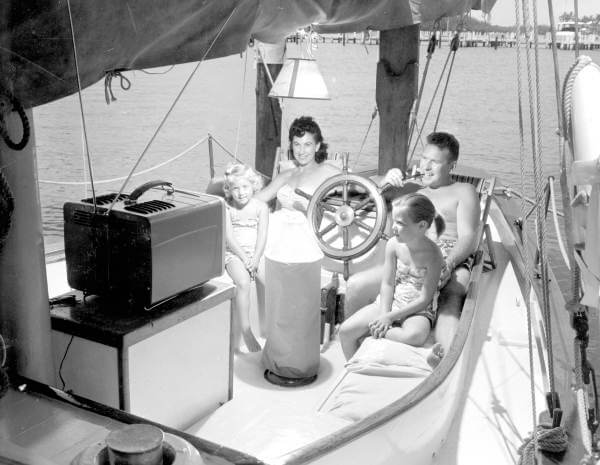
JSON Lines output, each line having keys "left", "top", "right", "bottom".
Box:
{"left": 563, "top": 55, "right": 600, "bottom": 307}
{"left": 0, "top": 89, "right": 30, "bottom": 151}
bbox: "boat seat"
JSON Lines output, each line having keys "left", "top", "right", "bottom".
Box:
{"left": 318, "top": 175, "right": 497, "bottom": 422}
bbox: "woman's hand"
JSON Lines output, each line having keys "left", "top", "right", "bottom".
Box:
{"left": 244, "top": 256, "right": 256, "bottom": 280}
{"left": 368, "top": 313, "right": 394, "bottom": 339}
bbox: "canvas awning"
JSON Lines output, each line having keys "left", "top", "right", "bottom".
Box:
{"left": 0, "top": 0, "right": 495, "bottom": 108}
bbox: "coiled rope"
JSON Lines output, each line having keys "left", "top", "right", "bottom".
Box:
{"left": 518, "top": 424, "right": 569, "bottom": 465}
{"left": 0, "top": 88, "right": 30, "bottom": 151}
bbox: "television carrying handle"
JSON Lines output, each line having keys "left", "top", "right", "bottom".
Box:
{"left": 125, "top": 180, "right": 173, "bottom": 205}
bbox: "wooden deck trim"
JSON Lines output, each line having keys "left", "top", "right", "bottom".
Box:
{"left": 9, "top": 378, "right": 265, "bottom": 465}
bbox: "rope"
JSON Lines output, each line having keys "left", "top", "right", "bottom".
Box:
{"left": 104, "top": 70, "right": 132, "bottom": 104}
{"left": 518, "top": 424, "right": 569, "bottom": 465}
{"left": 523, "top": 0, "right": 556, "bottom": 398}
{"left": 0, "top": 88, "right": 30, "bottom": 151}
{"left": 65, "top": 0, "right": 97, "bottom": 208}
{"left": 39, "top": 135, "right": 209, "bottom": 185}
{"left": 107, "top": 4, "right": 240, "bottom": 214}
{"left": 514, "top": 0, "right": 541, "bottom": 457}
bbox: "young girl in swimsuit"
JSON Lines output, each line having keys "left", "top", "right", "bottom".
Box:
{"left": 223, "top": 164, "right": 269, "bottom": 352}
{"left": 339, "top": 193, "right": 446, "bottom": 361}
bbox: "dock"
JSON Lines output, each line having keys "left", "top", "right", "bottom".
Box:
{"left": 289, "top": 30, "right": 600, "bottom": 50}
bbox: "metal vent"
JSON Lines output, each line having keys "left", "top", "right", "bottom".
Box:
{"left": 72, "top": 210, "right": 95, "bottom": 226}
{"left": 81, "top": 193, "right": 129, "bottom": 205}
{"left": 124, "top": 200, "right": 175, "bottom": 215}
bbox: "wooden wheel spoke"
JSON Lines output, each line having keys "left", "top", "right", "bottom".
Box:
{"left": 353, "top": 196, "right": 374, "bottom": 212}
{"left": 342, "top": 226, "right": 349, "bottom": 250}
{"left": 317, "top": 221, "right": 338, "bottom": 238}
{"left": 354, "top": 218, "right": 374, "bottom": 234}
{"left": 342, "top": 181, "right": 349, "bottom": 204}
{"left": 318, "top": 200, "right": 337, "bottom": 213}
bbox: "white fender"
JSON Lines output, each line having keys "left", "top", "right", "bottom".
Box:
{"left": 569, "top": 56, "right": 600, "bottom": 308}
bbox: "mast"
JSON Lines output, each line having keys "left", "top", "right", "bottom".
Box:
{"left": 255, "top": 41, "right": 284, "bottom": 179}
{"left": 376, "top": 25, "right": 420, "bottom": 174}
{"left": 0, "top": 108, "right": 54, "bottom": 384}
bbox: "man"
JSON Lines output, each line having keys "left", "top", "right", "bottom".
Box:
{"left": 344, "top": 132, "right": 480, "bottom": 362}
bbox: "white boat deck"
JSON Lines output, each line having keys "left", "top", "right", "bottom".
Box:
{"left": 40, "top": 213, "right": 549, "bottom": 465}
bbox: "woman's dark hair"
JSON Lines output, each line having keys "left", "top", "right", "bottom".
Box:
{"left": 392, "top": 193, "right": 446, "bottom": 237}
{"left": 288, "top": 116, "right": 329, "bottom": 163}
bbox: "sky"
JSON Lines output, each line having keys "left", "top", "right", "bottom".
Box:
{"left": 472, "top": 0, "right": 599, "bottom": 26}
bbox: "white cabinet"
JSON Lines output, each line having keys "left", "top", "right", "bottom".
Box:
{"left": 50, "top": 280, "right": 234, "bottom": 430}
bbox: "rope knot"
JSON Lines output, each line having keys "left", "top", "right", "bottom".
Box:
{"left": 518, "top": 424, "right": 569, "bottom": 465}
{"left": 104, "top": 69, "right": 132, "bottom": 105}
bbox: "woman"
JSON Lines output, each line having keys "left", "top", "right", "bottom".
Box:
{"left": 255, "top": 115, "right": 339, "bottom": 213}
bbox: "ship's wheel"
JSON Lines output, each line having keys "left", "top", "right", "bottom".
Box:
{"left": 298, "top": 155, "right": 389, "bottom": 280}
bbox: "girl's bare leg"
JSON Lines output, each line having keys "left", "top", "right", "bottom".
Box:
{"left": 338, "top": 302, "right": 381, "bottom": 360}
{"left": 343, "top": 265, "right": 383, "bottom": 319}
{"left": 226, "top": 258, "right": 261, "bottom": 352}
{"left": 384, "top": 316, "right": 430, "bottom": 347}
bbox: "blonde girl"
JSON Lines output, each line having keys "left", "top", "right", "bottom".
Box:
{"left": 223, "top": 164, "right": 269, "bottom": 352}
{"left": 339, "top": 193, "right": 446, "bottom": 360}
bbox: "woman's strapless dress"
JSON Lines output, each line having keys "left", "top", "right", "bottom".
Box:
{"left": 265, "top": 184, "right": 322, "bottom": 262}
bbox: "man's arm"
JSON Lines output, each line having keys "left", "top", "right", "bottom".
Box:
{"left": 447, "top": 184, "right": 480, "bottom": 269}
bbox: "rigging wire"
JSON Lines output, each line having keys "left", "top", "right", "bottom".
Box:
{"left": 351, "top": 106, "right": 378, "bottom": 171}
{"left": 407, "top": 15, "right": 465, "bottom": 166}
{"left": 406, "top": 25, "right": 440, "bottom": 160}
{"left": 514, "top": 0, "right": 539, "bottom": 457}
{"left": 234, "top": 49, "right": 249, "bottom": 161}
{"left": 433, "top": 32, "right": 460, "bottom": 131}
{"left": 573, "top": 0, "right": 580, "bottom": 57}
{"left": 39, "top": 136, "right": 209, "bottom": 185}
{"left": 65, "top": 0, "right": 97, "bottom": 210}
{"left": 523, "top": 0, "right": 556, "bottom": 399}
{"left": 107, "top": 5, "right": 240, "bottom": 214}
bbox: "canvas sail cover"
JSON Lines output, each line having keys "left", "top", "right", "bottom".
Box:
{"left": 0, "top": 0, "right": 495, "bottom": 108}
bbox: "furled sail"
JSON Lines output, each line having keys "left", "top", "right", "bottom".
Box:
{"left": 0, "top": 0, "right": 494, "bottom": 109}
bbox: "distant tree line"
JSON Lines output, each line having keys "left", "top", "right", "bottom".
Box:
{"left": 421, "top": 11, "right": 599, "bottom": 34}
{"left": 558, "top": 12, "right": 600, "bottom": 24}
